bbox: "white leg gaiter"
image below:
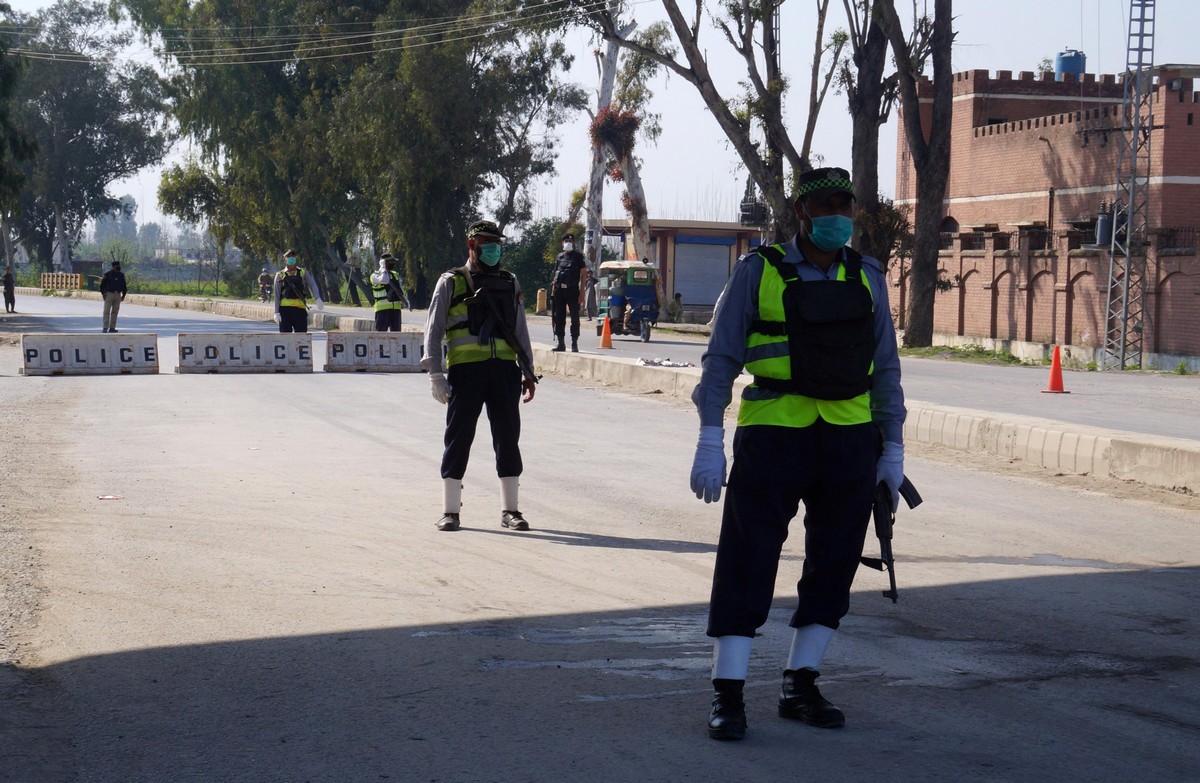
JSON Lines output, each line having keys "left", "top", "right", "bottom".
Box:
{"left": 786, "top": 624, "right": 835, "bottom": 671}
{"left": 500, "top": 476, "right": 519, "bottom": 511}
{"left": 443, "top": 478, "right": 462, "bottom": 515}
{"left": 712, "top": 635, "right": 753, "bottom": 681}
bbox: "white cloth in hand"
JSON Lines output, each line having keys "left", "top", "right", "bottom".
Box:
{"left": 430, "top": 372, "right": 451, "bottom": 404}
{"left": 273, "top": 313, "right": 281, "bottom": 324}
{"left": 689, "top": 426, "right": 727, "bottom": 504}
{"left": 876, "top": 441, "right": 905, "bottom": 510}
{"left": 316, "top": 299, "right": 324, "bottom": 311}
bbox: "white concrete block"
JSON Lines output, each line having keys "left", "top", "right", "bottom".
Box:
{"left": 21, "top": 333, "right": 159, "bottom": 375}
{"left": 176, "top": 333, "right": 313, "bottom": 373}
{"left": 323, "top": 332, "right": 423, "bottom": 372}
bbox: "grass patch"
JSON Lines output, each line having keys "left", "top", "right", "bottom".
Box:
{"left": 900, "top": 344, "right": 1030, "bottom": 366}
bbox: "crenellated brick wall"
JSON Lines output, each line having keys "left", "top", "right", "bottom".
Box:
{"left": 886, "top": 233, "right": 1200, "bottom": 370}
{"left": 895, "top": 66, "right": 1200, "bottom": 366}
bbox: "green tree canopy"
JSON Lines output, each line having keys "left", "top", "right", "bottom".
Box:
{"left": 119, "top": 0, "right": 586, "bottom": 304}
{"left": 7, "top": 0, "right": 168, "bottom": 270}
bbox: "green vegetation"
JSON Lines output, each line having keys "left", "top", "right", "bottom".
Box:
{"left": 899, "top": 344, "right": 1029, "bottom": 365}
{"left": 1177, "top": 361, "right": 1191, "bottom": 375}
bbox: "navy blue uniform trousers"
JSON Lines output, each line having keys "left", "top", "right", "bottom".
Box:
{"left": 441, "top": 358, "right": 523, "bottom": 481}
{"left": 707, "top": 418, "right": 877, "bottom": 638}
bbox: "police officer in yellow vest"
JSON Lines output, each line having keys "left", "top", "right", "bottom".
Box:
{"left": 370, "top": 253, "right": 408, "bottom": 332}
{"left": 422, "top": 220, "right": 537, "bottom": 533}
{"left": 689, "top": 167, "right": 906, "bottom": 740}
{"left": 273, "top": 249, "right": 323, "bottom": 333}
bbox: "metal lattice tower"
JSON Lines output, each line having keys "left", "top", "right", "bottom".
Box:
{"left": 1105, "top": 0, "right": 1156, "bottom": 370}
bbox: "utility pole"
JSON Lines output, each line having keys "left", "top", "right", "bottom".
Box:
{"left": 1105, "top": 0, "right": 1155, "bottom": 370}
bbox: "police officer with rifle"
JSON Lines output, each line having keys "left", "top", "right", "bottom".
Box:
{"left": 689, "top": 167, "right": 908, "bottom": 740}
{"left": 422, "top": 220, "right": 538, "bottom": 533}
{"left": 370, "top": 252, "right": 409, "bottom": 332}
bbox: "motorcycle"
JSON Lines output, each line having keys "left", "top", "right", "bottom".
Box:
{"left": 258, "top": 283, "right": 271, "bottom": 303}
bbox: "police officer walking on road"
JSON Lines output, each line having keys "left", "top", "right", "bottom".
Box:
{"left": 422, "top": 220, "right": 538, "bottom": 533}
{"left": 550, "top": 231, "right": 588, "bottom": 352}
{"left": 689, "top": 167, "right": 906, "bottom": 741}
{"left": 273, "top": 250, "right": 323, "bottom": 333}
{"left": 370, "top": 253, "right": 408, "bottom": 332}
{"left": 99, "top": 260, "right": 127, "bottom": 332}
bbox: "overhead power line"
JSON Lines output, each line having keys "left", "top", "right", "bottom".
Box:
{"left": 4, "top": 0, "right": 649, "bottom": 69}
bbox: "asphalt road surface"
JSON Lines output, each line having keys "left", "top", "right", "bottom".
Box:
{"left": 0, "top": 295, "right": 1197, "bottom": 782}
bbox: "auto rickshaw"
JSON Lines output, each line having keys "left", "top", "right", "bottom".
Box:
{"left": 596, "top": 259, "right": 660, "bottom": 342}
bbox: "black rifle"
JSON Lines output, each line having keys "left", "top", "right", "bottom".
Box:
{"left": 860, "top": 476, "right": 923, "bottom": 603}
{"left": 384, "top": 273, "right": 410, "bottom": 310}
{"left": 461, "top": 266, "right": 540, "bottom": 387}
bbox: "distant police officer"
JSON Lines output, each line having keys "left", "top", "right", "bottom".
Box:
{"left": 370, "top": 253, "right": 408, "bottom": 332}
{"left": 550, "top": 231, "right": 588, "bottom": 352}
{"left": 273, "top": 250, "right": 323, "bottom": 333}
{"left": 99, "top": 260, "right": 127, "bottom": 332}
{"left": 422, "top": 220, "right": 537, "bottom": 533}
{"left": 689, "top": 167, "right": 907, "bottom": 740}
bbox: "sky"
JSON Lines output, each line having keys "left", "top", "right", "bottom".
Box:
{"left": 5, "top": 0, "right": 1200, "bottom": 231}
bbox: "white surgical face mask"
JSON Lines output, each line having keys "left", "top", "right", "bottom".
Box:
{"left": 563, "top": 242, "right": 574, "bottom": 252}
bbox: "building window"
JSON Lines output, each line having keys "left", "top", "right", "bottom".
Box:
{"left": 1189, "top": 113, "right": 1194, "bottom": 126}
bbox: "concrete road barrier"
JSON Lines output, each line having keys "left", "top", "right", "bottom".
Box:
{"left": 20, "top": 333, "right": 159, "bottom": 375}
{"left": 176, "top": 333, "right": 313, "bottom": 374}
{"left": 324, "top": 331, "right": 422, "bottom": 372}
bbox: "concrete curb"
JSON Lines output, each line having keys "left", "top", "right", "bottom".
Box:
{"left": 27, "top": 288, "right": 1200, "bottom": 494}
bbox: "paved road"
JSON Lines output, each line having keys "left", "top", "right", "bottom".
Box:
{"left": 7, "top": 294, "right": 1199, "bottom": 443}
{"left": 0, "top": 315, "right": 1196, "bottom": 781}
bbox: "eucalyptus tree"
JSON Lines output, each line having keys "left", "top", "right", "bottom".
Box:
{"left": 0, "top": 1, "right": 36, "bottom": 266}
{"left": 7, "top": 0, "right": 168, "bottom": 271}
{"left": 122, "top": 0, "right": 585, "bottom": 304}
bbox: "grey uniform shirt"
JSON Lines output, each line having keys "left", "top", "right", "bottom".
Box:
{"left": 421, "top": 266, "right": 534, "bottom": 375}
{"left": 691, "top": 236, "right": 906, "bottom": 445}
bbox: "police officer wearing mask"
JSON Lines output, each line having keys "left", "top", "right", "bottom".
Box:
{"left": 550, "top": 231, "right": 588, "bottom": 352}
{"left": 689, "top": 167, "right": 906, "bottom": 740}
{"left": 422, "top": 220, "right": 537, "bottom": 533}
{"left": 273, "top": 249, "right": 323, "bottom": 333}
{"left": 370, "top": 252, "right": 408, "bottom": 331}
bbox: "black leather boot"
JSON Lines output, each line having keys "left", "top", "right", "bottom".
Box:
{"left": 570, "top": 337, "right": 578, "bottom": 352}
{"left": 552, "top": 337, "right": 566, "bottom": 352}
{"left": 707, "top": 678, "right": 746, "bottom": 740}
{"left": 778, "top": 668, "right": 845, "bottom": 728}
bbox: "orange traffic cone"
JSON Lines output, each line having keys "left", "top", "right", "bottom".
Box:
{"left": 1042, "top": 345, "right": 1070, "bottom": 393}
{"left": 599, "top": 315, "right": 613, "bottom": 349}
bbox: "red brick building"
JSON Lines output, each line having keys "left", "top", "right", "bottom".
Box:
{"left": 894, "top": 65, "right": 1200, "bottom": 369}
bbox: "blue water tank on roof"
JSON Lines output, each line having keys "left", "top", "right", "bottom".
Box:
{"left": 1055, "top": 49, "right": 1087, "bottom": 81}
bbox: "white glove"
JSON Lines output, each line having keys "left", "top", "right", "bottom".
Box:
{"left": 273, "top": 313, "right": 281, "bottom": 324}
{"left": 316, "top": 299, "right": 324, "bottom": 311}
{"left": 876, "top": 441, "right": 905, "bottom": 510}
{"left": 689, "top": 426, "right": 727, "bottom": 503}
{"left": 430, "top": 372, "right": 451, "bottom": 404}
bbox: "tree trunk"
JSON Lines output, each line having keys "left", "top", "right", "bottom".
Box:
{"left": 53, "top": 202, "right": 71, "bottom": 273}
{"left": 1, "top": 214, "right": 13, "bottom": 268}
{"left": 608, "top": 144, "right": 668, "bottom": 310}
{"left": 848, "top": 10, "right": 891, "bottom": 261}
{"left": 881, "top": 0, "right": 953, "bottom": 347}
{"left": 586, "top": 13, "right": 629, "bottom": 275}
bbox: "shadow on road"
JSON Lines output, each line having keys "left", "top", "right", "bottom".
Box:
{"left": 4, "top": 567, "right": 1197, "bottom": 782}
